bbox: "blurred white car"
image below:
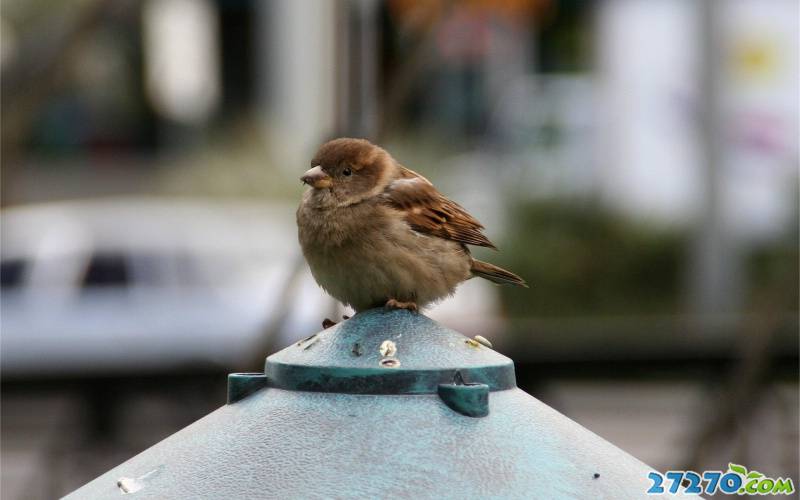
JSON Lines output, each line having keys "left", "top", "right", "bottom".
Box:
{"left": 1, "top": 198, "right": 503, "bottom": 377}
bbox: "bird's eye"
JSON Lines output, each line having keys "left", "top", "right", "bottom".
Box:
{"left": 342, "top": 168, "right": 352, "bottom": 176}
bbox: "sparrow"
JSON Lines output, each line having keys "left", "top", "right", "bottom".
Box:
{"left": 297, "top": 138, "right": 526, "bottom": 316}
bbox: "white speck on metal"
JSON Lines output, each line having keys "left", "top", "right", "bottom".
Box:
{"left": 117, "top": 477, "right": 144, "bottom": 494}
{"left": 379, "top": 340, "right": 397, "bottom": 357}
{"left": 117, "top": 467, "right": 160, "bottom": 494}
{"left": 473, "top": 335, "right": 493, "bottom": 348}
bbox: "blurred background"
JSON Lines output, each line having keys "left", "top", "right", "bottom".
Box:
{"left": 1, "top": 0, "right": 797, "bottom": 497}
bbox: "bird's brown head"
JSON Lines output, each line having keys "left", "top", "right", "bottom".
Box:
{"left": 302, "top": 138, "right": 395, "bottom": 204}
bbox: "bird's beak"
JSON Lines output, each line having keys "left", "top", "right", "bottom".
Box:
{"left": 301, "top": 165, "right": 332, "bottom": 189}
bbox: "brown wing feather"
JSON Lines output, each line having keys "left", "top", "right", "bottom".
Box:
{"left": 381, "top": 167, "right": 498, "bottom": 249}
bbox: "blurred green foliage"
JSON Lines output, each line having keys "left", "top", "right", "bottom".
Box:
{"left": 496, "top": 200, "right": 685, "bottom": 318}
{"left": 497, "top": 200, "right": 799, "bottom": 319}
{"left": 746, "top": 238, "right": 799, "bottom": 312}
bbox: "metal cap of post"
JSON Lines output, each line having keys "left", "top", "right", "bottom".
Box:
{"left": 66, "top": 309, "right": 689, "bottom": 499}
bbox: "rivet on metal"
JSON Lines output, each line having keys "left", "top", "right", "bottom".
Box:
{"left": 380, "top": 358, "right": 400, "bottom": 368}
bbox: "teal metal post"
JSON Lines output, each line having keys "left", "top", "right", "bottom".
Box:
{"left": 66, "top": 309, "right": 699, "bottom": 499}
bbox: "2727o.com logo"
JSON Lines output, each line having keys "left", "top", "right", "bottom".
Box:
{"left": 647, "top": 463, "right": 795, "bottom": 495}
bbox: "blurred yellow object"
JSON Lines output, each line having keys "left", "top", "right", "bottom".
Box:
{"left": 731, "top": 37, "right": 779, "bottom": 81}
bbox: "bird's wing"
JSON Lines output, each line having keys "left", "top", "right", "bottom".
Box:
{"left": 380, "top": 166, "right": 497, "bottom": 249}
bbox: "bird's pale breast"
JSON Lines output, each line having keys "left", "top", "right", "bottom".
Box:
{"left": 297, "top": 199, "right": 471, "bottom": 311}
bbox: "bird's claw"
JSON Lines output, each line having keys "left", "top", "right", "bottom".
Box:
{"left": 385, "top": 299, "right": 418, "bottom": 312}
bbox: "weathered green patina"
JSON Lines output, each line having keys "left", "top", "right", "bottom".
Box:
{"left": 65, "top": 309, "right": 700, "bottom": 499}
{"left": 264, "top": 308, "right": 513, "bottom": 404}
{"left": 227, "top": 372, "right": 268, "bottom": 404}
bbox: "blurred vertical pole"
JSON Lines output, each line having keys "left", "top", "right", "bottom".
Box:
{"left": 256, "top": 0, "right": 337, "bottom": 168}
{"left": 690, "top": 0, "right": 743, "bottom": 317}
{"left": 335, "top": 0, "right": 380, "bottom": 139}
{"left": 356, "top": 0, "right": 380, "bottom": 139}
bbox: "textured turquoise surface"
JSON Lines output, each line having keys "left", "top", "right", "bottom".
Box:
{"left": 227, "top": 373, "right": 268, "bottom": 404}
{"left": 65, "top": 309, "right": 701, "bottom": 499}
{"left": 65, "top": 388, "right": 698, "bottom": 499}
{"left": 266, "top": 309, "right": 515, "bottom": 394}
{"left": 271, "top": 308, "right": 512, "bottom": 369}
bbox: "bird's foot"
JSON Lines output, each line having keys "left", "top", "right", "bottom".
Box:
{"left": 385, "top": 299, "right": 418, "bottom": 312}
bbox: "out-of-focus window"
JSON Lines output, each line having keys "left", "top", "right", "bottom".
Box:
{"left": 82, "top": 254, "right": 129, "bottom": 288}
{"left": 0, "top": 259, "right": 27, "bottom": 289}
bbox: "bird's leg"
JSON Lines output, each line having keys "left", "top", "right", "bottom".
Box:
{"left": 385, "top": 298, "right": 418, "bottom": 312}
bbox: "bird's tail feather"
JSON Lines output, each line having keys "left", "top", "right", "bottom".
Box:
{"left": 470, "top": 259, "right": 528, "bottom": 287}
